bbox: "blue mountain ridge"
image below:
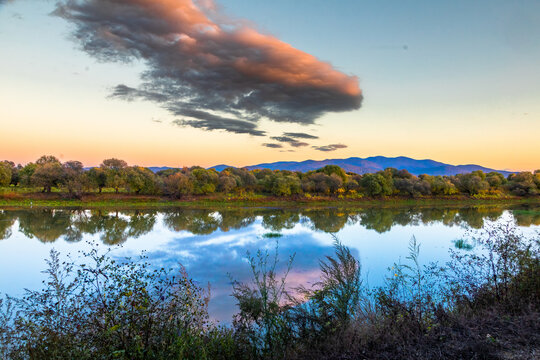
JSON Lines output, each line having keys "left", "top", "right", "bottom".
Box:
{"left": 148, "top": 156, "right": 514, "bottom": 176}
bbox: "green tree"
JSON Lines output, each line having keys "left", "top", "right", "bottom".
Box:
{"left": 452, "top": 171, "right": 489, "bottom": 195}
{"left": 421, "top": 175, "right": 458, "bottom": 195}
{"left": 360, "top": 174, "right": 393, "bottom": 196}
{"left": 125, "top": 166, "right": 159, "bottom": 194}
{"left": 0, "top": 162, "right": 11, "bottom": 187}
{"left": 1, "top": 161, "right": 19, "bottom": 186}
{"left": 86, "top": 167, "right": 108, "bottom": 193}
{"left": 191, "top": 168, "right": 218, "bottom": 195}
{"left": 18, "top": 163, "right": 37, "bottom": 187}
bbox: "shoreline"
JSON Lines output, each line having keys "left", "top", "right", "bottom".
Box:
{"left": 1, "top": 193, "right": 539, "bottom": 209}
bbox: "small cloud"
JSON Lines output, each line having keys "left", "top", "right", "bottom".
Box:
{"left": 270, "top": 136, "right": 309, "bottom": 147}
{"left": 110, "top": 84, "right": 168, "bottom": 103}
{"left": 282, "top": 132, "right": 319, "bottom": 140}
{"left": 271, "top": 136, "right": 296, "bottom": 143}
{"left": 262, "top": 143, "right": 283, "bottom": 149}
{"left": 11, "top": 13, "right": 23, "bottom": 20}
{"left": 172, "top": 111, "right": 265, "bottom": 136}
{"left": 151, "top": 118, "right": 162, "bottom": 123}
{"left": 312, "top": 144, "right": 348, "bottom": 152}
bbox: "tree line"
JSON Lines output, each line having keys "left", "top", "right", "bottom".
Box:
{"left": 1, "top": 155, "right": 539, "bottom": 198}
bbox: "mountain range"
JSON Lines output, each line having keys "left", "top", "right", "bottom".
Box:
{"left": 148, "top": 156, "right": 514, "bottom": 176}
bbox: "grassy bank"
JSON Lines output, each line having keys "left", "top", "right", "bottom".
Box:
{"left": 1, "top": 190, "right": 540, "bottom": 209}
{"left": 1, "top": 223, "right": 538, "bottom": 359}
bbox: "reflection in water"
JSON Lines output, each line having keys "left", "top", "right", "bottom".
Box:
{"left": 0, "top": 210, "right": 16, "bottom": 240}
{"left": 0, "top": 209, "right": 157, "bottom": 244}
{"left": 1, "top": 204, "right": 539, "bottom": 322}
{"left": 1, "top": 205, "right": 539, "bottom": 242}
{"left": 513, "top": 209, "right": 540, "bottom": 227}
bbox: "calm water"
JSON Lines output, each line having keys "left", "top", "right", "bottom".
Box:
{"left": 1, "top": 205, "right": 539, "bottom": 321}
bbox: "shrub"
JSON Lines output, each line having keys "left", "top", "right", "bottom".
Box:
{"left": 0, "top": 245, "right": 236, "bottom": 360}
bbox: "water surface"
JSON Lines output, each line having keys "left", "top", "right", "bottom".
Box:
{"left": 1, "top": 204, "right": 539, "bottom": 321}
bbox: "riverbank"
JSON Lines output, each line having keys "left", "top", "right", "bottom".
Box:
{"left": 1, "top": 191, "right": 540, "bottom": 209}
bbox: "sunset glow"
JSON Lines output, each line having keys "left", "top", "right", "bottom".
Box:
{"left": 0, "top": 0, "right": 539, "bottom": 170}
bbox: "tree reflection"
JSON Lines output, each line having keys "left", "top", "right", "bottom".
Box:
{"left": 218, "top": 209, "right": 257, "bottom": 231}
{"left": 303, "top": 208, "right": 351, "bottom": 233}
{"left": 18, "top": 209, "right": 75, "bottom": 243}
{"left": 513, "top": 209, "right": 540, "bottom": 227}
{"left": 0, "top": 205, "right": 537, "bottom": 243}
{"left": 0, "top": 210, "right": 16, "bottom": 240}
{"left": 261, "top": 209, "right": 300, "bottom": 231}
{"left": 163, "top": 209, "right": 220, "bottom": 235}
{"left": 99, "top": 213, "right": 130, "bottom": 245}
{"left": 126, "top": 211, "right": 157, "bottom": 238}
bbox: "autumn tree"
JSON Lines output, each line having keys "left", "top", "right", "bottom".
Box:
{"left": 534, "top": 170, "right": 540, "bottom": 189}
{"left": 218, "top": 171, "right": 238, "bottom": 193}
{"left": 421, "top": 175, "right": 458, "bottom": 195}
{"left": 506, "top": 172, "right": 538, "bottom": 196}
{"left": 62, "top": 160, "right": 85, "bottom": 198}
{"left": 302, "top": 172, "right": 342, "bottom": 195}
{"left": 486, "top": 172, "right": 506, "bottom": 190}
{"left": 100, "top": 158, "right": 128, "bottom": 193}
{"left": 163, "top": 172, "right": 193, "bottom": 198}
{"left": 315, "top": 165, "right": 347, "bottom": 182}
{"left": 31, "top": 156, "right": 63, "bottom": 193}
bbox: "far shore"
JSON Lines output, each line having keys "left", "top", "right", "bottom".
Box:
{"left": 1, "top": 192, "right": 539, "bottom": 209}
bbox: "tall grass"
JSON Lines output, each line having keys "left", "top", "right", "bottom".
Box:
{"left": 0, "top": 222, "right": 538, "bottom": 359}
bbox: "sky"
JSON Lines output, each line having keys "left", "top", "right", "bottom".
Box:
{"left": 0, "top": 0, "right": 539, "bottom": 170}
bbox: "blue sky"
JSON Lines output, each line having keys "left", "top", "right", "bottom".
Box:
{"left": 0, "top": 0, "right": 539, "bottom": 170}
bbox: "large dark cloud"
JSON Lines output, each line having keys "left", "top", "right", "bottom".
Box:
{"left": 51, "top": 0, "right": 362, "bottom": 137}
{"left": 312, "top": 144, "right": 348, "bottom": 152}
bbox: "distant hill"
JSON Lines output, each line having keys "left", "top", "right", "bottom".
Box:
{"left": 147, "top": 166, "right": 175, "bottom": 173}
{"left": 207, "top": 156, "right": 514, "bottom": 176}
